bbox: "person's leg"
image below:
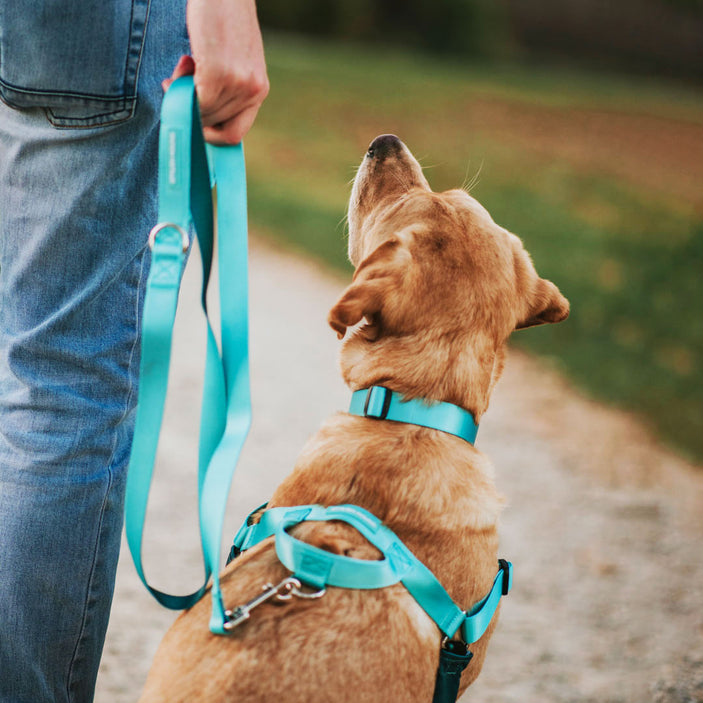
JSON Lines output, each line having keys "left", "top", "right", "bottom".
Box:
{"left": 0, "top": 2, "right": 187, "bottom": 701}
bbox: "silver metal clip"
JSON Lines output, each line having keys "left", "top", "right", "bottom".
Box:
{"left": 223, "top": 576, "right": 300, "bottom": 631}
{"left": 223, "top": 576, "right": 326, "bottom": 631}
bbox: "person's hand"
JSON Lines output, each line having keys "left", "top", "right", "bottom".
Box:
{"left": 164, "top": 0, "right": 269, "bottom": 145}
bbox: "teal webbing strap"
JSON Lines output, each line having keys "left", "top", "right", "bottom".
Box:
{"left": 230, "top": 504, "right": 512, "bottom": 642}
{"left": 273, "top": 505, "right": 414, "bottom": 591}
{"left": 124, "top": 76, "right": 251, "bottom": 634}
{"left": 349, "top": 387, "right": 479, "bottom": 445}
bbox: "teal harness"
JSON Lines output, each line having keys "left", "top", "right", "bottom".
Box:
{"left": 125, "top": 77, "right": 512, "bottom": 703}
{"left": 227, "top": 501, "right": 511, "bottom": 703}
{"left": 227, "top": 388, "right": 511, "bottom": 703}
{"left": 228, "top": 502, "right": 511, "bottom": 643}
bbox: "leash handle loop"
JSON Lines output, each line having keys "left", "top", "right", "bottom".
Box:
{"left": 124, "top": 76, "right": 251, "bottom": 634}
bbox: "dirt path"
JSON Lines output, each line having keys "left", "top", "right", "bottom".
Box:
{"left": 95, "top": 239, "right": 703, "bottom": 702}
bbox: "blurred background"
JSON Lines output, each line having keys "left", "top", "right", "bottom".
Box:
{"left": 244, "top": 0, "right": 703, "bottom": 465}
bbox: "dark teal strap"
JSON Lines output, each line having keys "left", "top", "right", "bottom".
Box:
{"left": 124, "top": 76, "right": 251, "bottom": 634}
{"left": 432, "top": 643, "right": 473, "bottom": 703}
{"left": 349, "top": 387, "right": 479, "bottom": 445}
{"left": 229, "top": 504, "right": 512, "bottom": 641}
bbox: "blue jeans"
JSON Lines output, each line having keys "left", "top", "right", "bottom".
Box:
{"left": 0, "top": 2, "right": 188, "bottom": 701}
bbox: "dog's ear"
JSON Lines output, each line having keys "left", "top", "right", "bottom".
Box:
{"left": 328, "top": 238, "right": 409, "bottom": 339}
{"left": 516, "top": 277, "right": 570, "bottom": 330}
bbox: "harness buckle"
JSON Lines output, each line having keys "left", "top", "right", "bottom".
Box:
{"left": 441, "top": 636, "right": 469, "bottom": 656}
{"left": 498, "top": 559, "right": 512, "bottom": 596}
{"left": 363, "top": 386, "right": 392, "bottom": 420}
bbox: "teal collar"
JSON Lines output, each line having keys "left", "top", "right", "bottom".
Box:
{"left": 349, "top": 386, "right": 479, "bottom": 445}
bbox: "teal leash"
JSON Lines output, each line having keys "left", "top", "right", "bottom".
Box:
{"left": 124, "top": 76, "right": 251, "bottom": 634}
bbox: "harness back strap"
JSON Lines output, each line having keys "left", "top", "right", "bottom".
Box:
{"left": 349, "top": 386, "right": 479, "bottom": 445}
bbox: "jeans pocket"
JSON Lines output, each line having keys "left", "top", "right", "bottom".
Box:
{"left": 0, "top": 0, "right": 151, "bottom": 128}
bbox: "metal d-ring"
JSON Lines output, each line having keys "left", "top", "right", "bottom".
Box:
{"left": 290, "top": 581, "right": 327, "bottom": 600}
{"left": 148, "top": 222, "right": 190, "bottom": 253}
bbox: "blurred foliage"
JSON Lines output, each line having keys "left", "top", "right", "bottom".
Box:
{"left": 258, "top": 0, "right": 703, "bottom": 79}
{"left": 245, "top": 35, "right": 703, "bottom": 462}
{"left": 664, "top": 0, "right": 703, "bottom": 10}
{"left": 257, "top": 0, "right": 513, "bottom": 59}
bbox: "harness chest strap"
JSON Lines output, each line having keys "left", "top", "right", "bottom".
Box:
{"left": 228, "top": 503, "right": 512, "bottom": 645}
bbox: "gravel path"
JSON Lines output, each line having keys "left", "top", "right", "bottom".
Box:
{"left": 95, "top": 239, "right": 703, "bottom": 702}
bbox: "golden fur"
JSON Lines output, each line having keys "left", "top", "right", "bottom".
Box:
{"left": 139, "top": 135, "right": 569, "bottom": 702}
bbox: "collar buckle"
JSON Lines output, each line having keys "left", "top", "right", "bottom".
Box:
{"left": 363, "top": 386, "right": 393, "bottom": 420}
{"left": 498, "top": 559, "right": 513, "bottom": 596}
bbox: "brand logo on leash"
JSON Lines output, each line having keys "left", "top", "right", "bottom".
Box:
{"left": 168, "top": 129, "right": 181, "bottom": 187}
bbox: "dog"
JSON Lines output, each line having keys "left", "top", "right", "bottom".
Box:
{"left": 139, "top": 134, "right": 569, "bottom": 702}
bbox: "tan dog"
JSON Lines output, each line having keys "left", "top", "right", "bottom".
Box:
{"left": 140, "top": 134, "right": 569, "bottom": 702}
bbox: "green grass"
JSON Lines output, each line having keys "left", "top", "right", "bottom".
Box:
{"left": 246, "top": 34, "right": 703, "bottom": 462}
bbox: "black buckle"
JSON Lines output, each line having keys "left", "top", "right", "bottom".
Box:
{"left": 226, "top": 544, "right": 241, "bottom": 565}
{"left": 363, "top": 386, "right": 392, "bottom": 420}
{"left": 498, "top": 559, "right": 512, "bottom": 596}
{"left": 441, "top": 637, "right": 469, "bottom": 656}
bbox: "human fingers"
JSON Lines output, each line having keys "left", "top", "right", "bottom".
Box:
{"left": 162, "top": 55, "right": 195, "bottom": 93}
{"left": 187, "top": 0, "right": 268, "bottom": 144}
{"left": 202, "top": 103, "right": 261, "bottom": 146}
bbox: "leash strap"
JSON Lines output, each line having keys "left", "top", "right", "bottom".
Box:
{"left": 124, "top": 76, "right": 251, "bottom": 634}
{"left": 229, "top": 504, "right": 512, "bottom": 642}
{"left": 349, "top": 387, "right": 479, "bottom": 444}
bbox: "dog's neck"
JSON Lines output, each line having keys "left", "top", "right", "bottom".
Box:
{"left": 339, "top": 327, "right": 505, "bottom": 421}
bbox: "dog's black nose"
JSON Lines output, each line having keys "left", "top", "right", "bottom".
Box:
{"left": 367, "top": 134, "right": 402, "bottom": 160}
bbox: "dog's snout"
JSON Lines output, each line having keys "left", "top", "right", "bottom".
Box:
{"left": 367, "top": 134, "right": 402, "bottom": 160}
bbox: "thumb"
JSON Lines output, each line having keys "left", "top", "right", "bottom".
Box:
{"left": 162, "top": 55, "right": 196, "bottom": 92}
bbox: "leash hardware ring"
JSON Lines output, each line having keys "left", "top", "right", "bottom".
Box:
{"left": 289, "top": 581, "right": 326, "bottom": 600}
{"left": 148, "top": 221, "right": 190, "bottom": 253}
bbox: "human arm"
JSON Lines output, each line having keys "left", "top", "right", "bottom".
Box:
{"left": 165, "top": 0, "right": 269, "bottom": 145}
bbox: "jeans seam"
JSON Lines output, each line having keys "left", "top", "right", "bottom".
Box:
{"left": 0, "top": 77, "right": 136, "bottom": 103}
{"left": 65, "top": 246, "right": 149, "bottom": 700}
{"left": 131, "top": 0, "right": 152, "bottom": 102}
{"left": 65, "top": 467, "right": 113, "bottom": 701}
{"left": 45, "top": 104, "right": 136, "bottom": 129}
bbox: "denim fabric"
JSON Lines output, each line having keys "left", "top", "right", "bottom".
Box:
{"left": 0, "top": 1, "right": 188, "bottom": 701}
{"left": 0, "top": 0, "right": 152, "bottom": 127}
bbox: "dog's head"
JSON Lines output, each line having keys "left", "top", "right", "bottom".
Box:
{"left": 331, "top": 134, "right": 568, "bottom": 341}
{"left": 328, "top": 135, "right": 569, "bottom": 413}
